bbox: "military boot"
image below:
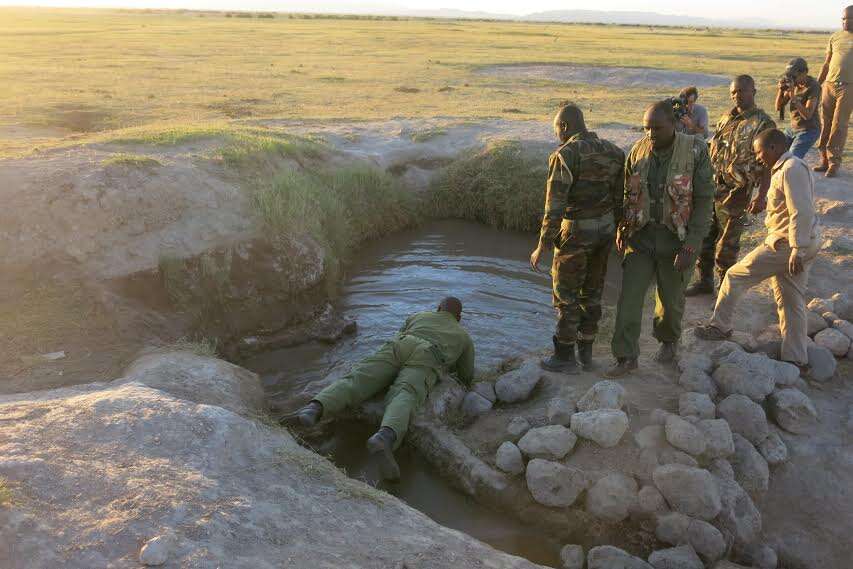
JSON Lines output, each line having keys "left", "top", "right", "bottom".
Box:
{"left": 604, "top": 357, "right": 638, "bottom": 378}
{"left": 685, "top": 271, "right": 714, "bottom": 297}
{"left": 541, "top": 336, "right": 580, "bottom": 374}
{"left": 577, "top": 339, "right": 595, "bottom": 369}
{"left": 813, "top": 150, "right": 829, "bottom": 172}
{"left": 653, "top": 342, "right": 678, "bottom": 364}
{"left": 367, "top": 426, "right": 400, "bottom": 481}
{"left": 279, "top": 400, "right": 323, "bottom": 428}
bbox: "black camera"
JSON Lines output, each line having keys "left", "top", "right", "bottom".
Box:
{"left": 667, "top": 95, "right": 690, "bottom": 121}
{"left": 778, "top": 73, "right": 797, "bottom": 120}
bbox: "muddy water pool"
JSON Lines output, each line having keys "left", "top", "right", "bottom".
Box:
{"left": 246, "top": 220, "right": 623, "bottom": 566}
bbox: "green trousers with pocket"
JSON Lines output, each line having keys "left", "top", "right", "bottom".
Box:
{"left": 611, "top": 224, "right": 694, "bottom": 359}
{"left": 313, "top": 335, "right": 439, "bottom": 448}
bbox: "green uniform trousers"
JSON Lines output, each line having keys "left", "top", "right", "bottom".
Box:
{"left": 696, "top": 192, "right": 748, "bottom": 282}
{"left": 313, "top": 335, "right": 439, "bottom": 449}
{"left": 611, "top": 224, "right": 693, "bottom": 359}
{"left": 552, "top": 214, "right": 615, "bottom": 343}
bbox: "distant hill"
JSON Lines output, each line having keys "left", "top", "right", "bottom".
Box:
{"left": 281, "top": 4, "right": 832, "bottom": 31}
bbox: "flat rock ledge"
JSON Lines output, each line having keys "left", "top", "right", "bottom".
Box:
{"left": 0, "top": 351, "right": 548, "bottom": 569}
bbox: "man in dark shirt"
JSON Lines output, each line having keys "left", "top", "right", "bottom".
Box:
{"left": 775, "top": 57, "right": 822, "bottom": 159}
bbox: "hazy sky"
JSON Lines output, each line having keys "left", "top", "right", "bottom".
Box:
{"left": 3, "top": 0, "right": 846, "bottom": 28}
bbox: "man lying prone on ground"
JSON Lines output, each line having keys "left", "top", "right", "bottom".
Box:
{"left": 282, "top": 296, "right": 475, "bottom": 480}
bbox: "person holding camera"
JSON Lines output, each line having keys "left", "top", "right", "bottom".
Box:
{"left": 775, "top": 57, "right": 821, "bottom": 159}
{"left": 675, "top": 86, "right": 710, "bottom": 140}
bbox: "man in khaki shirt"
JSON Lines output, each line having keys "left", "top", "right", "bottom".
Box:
{"left": 696, "top": 129, "right": 819, "bottom": 367}
{"left": 815, "top": 5, "right": 853, "bottom": 177}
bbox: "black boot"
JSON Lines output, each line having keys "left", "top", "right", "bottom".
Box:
{"left": 653, "top": 342, "right": 678, "bottom": 364}
{"left": 577, "top": 339, "right": 595, "bottom": 369}
{"left": 279, "top": 400, "right": 323, "bottom": 428}
{"left": 604, "top": 357, "right": 638, "bottom": 378}
{"left": 541, "top": 336, "right": 580, "bottom": 374}
{"left": 367, "top": 426, "right": 400, "bottom": 481}
{"left": 685, "top": 273, "right": 714, "bottom": 297}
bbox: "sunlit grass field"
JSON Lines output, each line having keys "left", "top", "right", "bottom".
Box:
{"left": 0, "top": 7, "right": 833, "bottom": 158}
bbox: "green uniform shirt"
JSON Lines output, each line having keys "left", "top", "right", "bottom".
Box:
{"left": 625, "top": 136, "right": 715, "bottom": 252}
{"left": 398, "top": 311, "right": 475, "bottom": 384}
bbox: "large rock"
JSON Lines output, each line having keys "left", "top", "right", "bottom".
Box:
{"left": 637, "top": 485, "right": 669, "bottom": 515}
{"left": 547, "top": 397, "right": 576, "bottom": 426}
{"left": 655, "top": 511, "right": 690, "bottom": 544}
{"left": 730, "top": 434, "right": 769, "bottom": 497}
{"left": 518, "top": 425, "right": 578, "bottom": 460}
{"left": 461, "top": 391, "right": 493, "bottom": 420}
{"left": 647, "top": 545, "right": 703, "bottom": 569}
{"left": 733, "top": 543, "right": 778, "bottom": 569}
{"left": 0, "top": 353, "right": 548, "bottom": 569}
{"left": 806, "top": 310, "right": 828, "bottom": 335}
{"left": 807, "top": 344, "right": 837, "bottom": 381}
{"left": 717, "top": 395, "right": 769, "bottom": 446}
{"left": 495, "top": 441, "right": 525, "bottom": 476}
{"left": 525, "top": 459, "right": 588, "bottom": 508}
{"left": 495, "top": 361, "right": 543, "bottom": 403}
{"left": 506, "top": 416, "right": 532, "bottom": 441}
{"left": 560, "top": 545, "right": 584, "bottom": 569}
{"left": 686, "top": 518, "right": 726, "bottom": 562}
{"left": 577, "top": 380, "right": 626, "bottom": 412}
{"left": 665, "top": 415, "right": 707, "bottom": 456}
{"left": 586, "top": 472, "right": 638, "bottom": 522}
{"left": 832, "top": 318, "right": 853, "bottom": 341}
{"left": 677, "top": 354, "right": 713, "bottom": 374}
{"left": 831, "top": 292, "right": 853, "bottom": 320}
{"left": 678, "top": 392, "right": 715, "bottom": 420}
{"left": 768, "top": 388, "right": 819, "bottom": 434}
{"left": 588, "top": 546, "right": 653, "bottom": 569}
{"left": 635, "top": 425, "right": 667, "bottom": 449}
{"left": 813, "top": 328, "right": 851, "bottom": 356}
{"left": 139, "top": 534, "right": 173, "bottom": 566}
{"left": 758, "top": 430, "right": 788, "bottom": 465}
{"left": 711, "top": 467, "right": 762, "bottom": 547}
{"left": 696, "top": 419, "right": 735, "bottom": 459}
{"left": 652, "top": 465, "right": 722, "bottom": 521}
{"left": 472, "top": 381, "right": 497, "bottom": 403}
{"left": 712, "top": 356, "right": 775, "bottom": 402}
{"left": 678, "top": 368, "right": 718, "bottom": 398}
{"left": 571, "top": 409, "right": 629, "bottom": 448}
{"left": 807, "top": 296, "right": 834, "bottom": 315}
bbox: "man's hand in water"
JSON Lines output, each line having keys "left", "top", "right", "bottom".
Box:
{"left": 530, "top": 242, "right": 548, "bottom": 273}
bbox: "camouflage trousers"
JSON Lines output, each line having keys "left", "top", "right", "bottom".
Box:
{"left": 551, "top": 214, "right": 615, "bottom": 344}
{"left": 696, "top": 192, "right": 749, "bottom": 283}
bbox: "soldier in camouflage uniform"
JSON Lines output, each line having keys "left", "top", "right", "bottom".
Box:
{"left": 530, "top": 104, "right": 625, "bottom": 373}
{"left": 686, "top": 75, "right": 776, "bottom": 296}
{"left": 606, "top": 101, "right": 715, "bottom": 377}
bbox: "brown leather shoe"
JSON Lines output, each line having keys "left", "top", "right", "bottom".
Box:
{"left": 604, "top": 357, "right": 638, "bottom": 378}
{"left": 825, "top": 164, "right": 840, "bottom": 178}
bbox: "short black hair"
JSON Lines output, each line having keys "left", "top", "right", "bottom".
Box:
{"left": 647, "top": 100, "right": 677, "bottom": 124}
{"left": 679, "top": 86, "right": 699, "bottom": 100}
{"left": 755, "top": 128, "right": 789, "bottom": 149}
{"left": 733, "top": 74, "right": 756, "bottom": 88}
{"left": 439, "top": 296, "right": 463, "bottom": 318}
{"left": 555, "top": 103, "right": 586, "bottom": 130}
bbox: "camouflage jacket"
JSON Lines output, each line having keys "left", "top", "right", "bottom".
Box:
{"left": 538, "top": 131, "right": 625, "bottom": 246}
{"left": 622, "top": 133, "right": 715, "bottom": 248}
{"left": 710, "top": 106, "right": 776, "bottom": 190}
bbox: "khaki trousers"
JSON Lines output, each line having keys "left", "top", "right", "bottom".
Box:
{"left": 818, "top": 82, "right": 852, "bottom": 166}
{"left": 709, "top": 240, "right": 818, "bottom": 365}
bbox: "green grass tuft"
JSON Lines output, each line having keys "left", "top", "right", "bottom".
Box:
{"left": 426, "top": 139, "right": 546, "bottom": 231}
{"left": 102, "top": 153, "right": 161, "bottom": 168}
{"left": 219, "top": 132, "right": 326, "bottom": 171}
{"left": 410, "top": 127, "right": 448, "bottom": 143}
{"left": 251, "top": 163, "right": 417, "bottom": 258}
{"left": 164, "top": 336, "right": 219, "bottom": 357}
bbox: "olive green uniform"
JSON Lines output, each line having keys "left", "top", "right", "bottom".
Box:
{"left": 539, "top": 131, "right": 625, "bottom": 344}
{"left": 700, "top": 107, "right": 776, "bottom": 284}
{"left": 313, "top": 311, "right": 474, "bottom": 448}
{"left": 612, "top": 134, "right": 715, "bottom": 359}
